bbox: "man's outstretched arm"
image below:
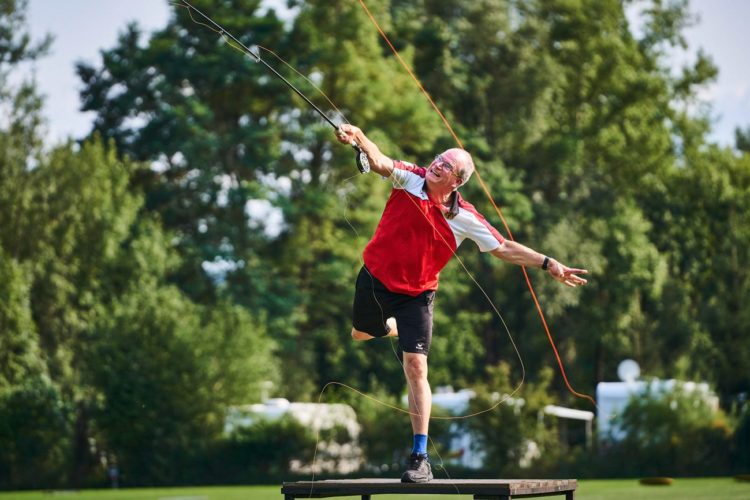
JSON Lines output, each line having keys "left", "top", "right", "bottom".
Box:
{"left": 490, "top": 240, "right": 588, "bottom": 288}
{"left": 335, "top": 124, "right": 394, "bottom": 177}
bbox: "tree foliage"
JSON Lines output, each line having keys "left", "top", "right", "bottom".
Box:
{"left": 1, "top": 0, "right": 749, "bottom": 486}
{"left": 467, "top": 364, "right": 558, "bottom": 476}
{"left": 602, "top": 383, "right": 733, "bottom": 476}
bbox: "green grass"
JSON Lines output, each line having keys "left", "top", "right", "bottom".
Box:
{"left": 0, "top": 478, "right": 748, "bottom": 500}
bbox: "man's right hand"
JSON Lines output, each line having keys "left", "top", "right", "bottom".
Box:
{"left": 336, "top": 124, "right": 360, "bottom": 145}
{"left": 334, "top": 124, "right": 394, "bottom": 177}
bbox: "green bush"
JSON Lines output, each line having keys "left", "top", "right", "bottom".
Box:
{"left": 732, "top": 403, "right": 750, "bottom": 473}
{"left": 0, "top": 376, "right": 73, "bottom": 489}
{"left": 600, "top": 382, "right": 733, "bottom": 476}
{"left": 199, "top": 415, "right": 316, "bottom": 484}
{"left": 467, "top": 363, "right": 561, "bottom": 477}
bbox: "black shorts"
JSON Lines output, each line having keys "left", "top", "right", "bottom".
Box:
{"left": 352, "top": 266, "right": 435, "bottom": 356}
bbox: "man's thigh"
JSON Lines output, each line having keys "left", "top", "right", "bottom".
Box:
{"left": 351, "top": 267, "right": 392, "bottom": 337}
{"left": 393, "top": 290, "right": 434, "bottom": 356}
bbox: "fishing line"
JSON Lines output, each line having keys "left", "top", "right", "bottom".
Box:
{"left": 176, "top": 0, "right": 525, "bottom": 419}
{"left": 175, "top": 1, "right": 348, "bottom": 126}
{"left": 322, "top": 169, "right": 527, "bottom": 486}
{"left": 174, "top": 0, "right": 541, "bottom": 485}
{"left": 174, "top": 0, "right": 370, "bottom": 172}
{"left": 356, "top": 0, "right": 596, "bottom": 408}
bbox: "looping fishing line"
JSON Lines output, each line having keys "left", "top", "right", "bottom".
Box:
{"left": 356, "top": 0, "right": 596, "bottom": 409}
{"left": 317, "top": 174, "right": 525, "bottom": 490}
{"left": 176, "top": 0, "right": 526, "bottom": 415}
{"left": 177, "top": 0, "right": 527, "bottom": 487}
{"left": 176, "top": 0, "right": 588, "bottom": 489}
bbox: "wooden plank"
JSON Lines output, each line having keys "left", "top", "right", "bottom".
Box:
{"left": 281, "top": 478, "right": 577, "bottom": 498}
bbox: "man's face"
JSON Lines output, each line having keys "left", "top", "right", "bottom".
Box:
{"left": 426, "top": 153, "right": 462, "bottom": 191}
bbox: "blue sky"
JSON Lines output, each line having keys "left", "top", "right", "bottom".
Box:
{"left": 26, "top": 0, "right": 750, "bottom": 146}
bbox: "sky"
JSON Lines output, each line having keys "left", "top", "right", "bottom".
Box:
{"left": 24, "top": 0, "right": 750, "bottom": 147}
{"left": 26, "top": 0, "right": 171, "bottom": 143}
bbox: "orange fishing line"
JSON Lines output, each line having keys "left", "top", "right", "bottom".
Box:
{"left": 177, "top": 0, "right": 530, "bottom": 485}
{"left": 179, "top": 0, "right": 593, "bottom": 483}
{"left": 356, "top": 0, "right": 595, "bottom": 408}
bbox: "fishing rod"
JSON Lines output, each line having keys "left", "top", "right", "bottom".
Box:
{"left": 177, "top": 0, "right": 370, "bottom": 173}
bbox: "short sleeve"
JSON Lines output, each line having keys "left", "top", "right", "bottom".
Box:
{"left": 448, "top": 199, "right": 505, "bottom": 252}
{"left": 390, "top": 160, "right": 425, "bottom": 193}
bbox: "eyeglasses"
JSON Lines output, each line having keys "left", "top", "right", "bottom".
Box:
{"left": 433, "top": 155, "right": 462, "bottom": 182}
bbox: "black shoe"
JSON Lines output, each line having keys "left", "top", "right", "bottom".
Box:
{"left": 401, "top": 453, "right": 433, "bottom": 483}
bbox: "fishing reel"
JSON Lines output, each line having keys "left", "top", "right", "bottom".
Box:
{"left": 352, "top": 142, "right": 370, "bottom": 174}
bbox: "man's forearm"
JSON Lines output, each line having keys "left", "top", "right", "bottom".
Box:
{"left": 349, "top": 129, "right": 394, "bottom": 176}
{"left": 490, "top": 240, "right": 546, "bottom": 268}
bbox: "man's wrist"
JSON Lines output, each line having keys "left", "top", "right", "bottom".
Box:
{"left": 541, "top": 256, "right": 550, "bottom": 270}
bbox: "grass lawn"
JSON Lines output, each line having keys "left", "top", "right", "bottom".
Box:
{"left": 0, "top": 478, "right": 748, "bottom": 500}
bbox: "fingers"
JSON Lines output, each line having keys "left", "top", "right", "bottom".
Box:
{"left": 560, "top": 277, "right": 581, "bottom": 287}
{"left": 553, "top": 264, "right": 589, "bottom": 287}
{"left": 556, "top": 272, "right": 588, "bottom": 287}
{"left": 335, "top": 124, "right": 354, "bottom": 144}
{"left": 566, "top": 268, "right": 588, "bottom": 275}
{"left": 335, "top": 126, "right": 347, "bottom": 139}
{"left": 566, "top": 276, "right": 588, "bottom": 286}
{"left": 565, "top": 272, "right": 588, "bottom": 283}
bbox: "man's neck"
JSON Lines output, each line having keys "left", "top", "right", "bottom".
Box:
{"left": 425, "top": 183, "right": 454, "bottom": 205}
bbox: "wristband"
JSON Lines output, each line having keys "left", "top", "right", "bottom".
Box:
{"left": 542, "top": 256, "right": 550, "bottom": 270}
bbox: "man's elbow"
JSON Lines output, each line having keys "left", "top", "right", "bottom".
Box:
{"left": 490, "top": 243, "right": 508, "bottom": 259}
{"left": 373, "top": 157, "right": 393, "bottom": 176}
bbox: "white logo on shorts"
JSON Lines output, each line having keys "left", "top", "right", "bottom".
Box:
{"left": 416, "top": 343, "right": 424, "bottom": 350}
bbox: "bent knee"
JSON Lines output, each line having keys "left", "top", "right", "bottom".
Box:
{"left": 351, "top": 328, "right": 374, "bottom": 341}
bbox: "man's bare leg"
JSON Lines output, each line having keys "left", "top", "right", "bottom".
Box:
{"left": 401, "top": 351, "right": 433, "bottom": 483}
{"left": 403, "top": 352, "right": 431, "bottom": 436}
{"left": 351, "top": 317, "right": 398, "bottom": 340}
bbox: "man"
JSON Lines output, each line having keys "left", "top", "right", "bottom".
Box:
{"left": 335, "top": 124, "right": 588, "bottom": 483}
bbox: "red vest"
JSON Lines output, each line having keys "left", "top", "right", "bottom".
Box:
{"left": 363, "top": 162, "right": 504, "bottom": 296}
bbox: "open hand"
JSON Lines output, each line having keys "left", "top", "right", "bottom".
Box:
{"left": 548, "top": 259, "right": 588, "bottom": 287}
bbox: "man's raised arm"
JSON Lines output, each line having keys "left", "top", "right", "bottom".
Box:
{"left": 335, "top": 124, "right": 394, "bottom": 177}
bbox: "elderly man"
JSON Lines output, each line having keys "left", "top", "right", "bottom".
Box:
{"left": 335, "top": 124, "right": 588, "bottom": 483}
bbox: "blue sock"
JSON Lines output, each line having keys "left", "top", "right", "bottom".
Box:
{"left": 412, "top": 434, "right": 428, "bottom": 456}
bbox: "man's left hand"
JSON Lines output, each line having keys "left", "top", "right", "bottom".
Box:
{"left": 548, "top": 260, "right": 588, "bottom": 287}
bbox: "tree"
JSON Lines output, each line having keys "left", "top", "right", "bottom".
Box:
{"left": 1, "top": 3, "right": 283, "bottom": 481}
{"left": 76, "top": 0, "right": 448, "bottom": 399}
{"left": 0, "top": 249, "right": 45, "bottom": 391}
{"left": 0, "top": 376, "right": 72, "bottom": 489}
{"left": 386, "top": 0, "right": 720, "bottom": 403}
{"left": 604, "top": 382, "right": 733, "bottom": 476}
{"left": 642, "top": 146, "right": 750, "bottom": 397}
{"left": 736, "top": 126, "right": 750, "bottom": 153}
{"left": 77, "top": 0, "right": 288, "bottom": 303}
{"left": 0, "top": 0, "right": 51, "bottom": 391}
{"left": 83, "top": 282, "right": 277, "bottom": 485}
{"left": 468, "top": 363, "right": 559, "bottom": 476}
{"left": 0, "top": 0, "right": 74, "bottom": 487}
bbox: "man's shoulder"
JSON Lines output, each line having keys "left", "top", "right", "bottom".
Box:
{"left": 390, "top": 161, "right": 427, "bottom": 192}
{"left": 453, "top": 193, "right": 505, "bottom": 245}
{"left": 456, "top": 193, "right": 483, "bottom": 216}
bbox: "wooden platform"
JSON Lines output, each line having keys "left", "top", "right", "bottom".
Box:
{"left": 282, "top": 478, "right": 577, "bottom": 500}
